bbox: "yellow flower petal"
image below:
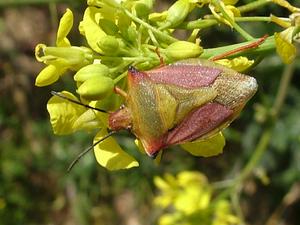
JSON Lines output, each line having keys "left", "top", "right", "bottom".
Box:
{"left": 180, "top": 132, "right": 225, "bottom": 157}
{"left": 271, "top": 0, "right": 300, "bottom": 13}
{"left": 215, "top": 56, "right": 254, "bottom": 72}
{"left": 72, "top": 109, "right": 102, "bottom": 131}
{"left": 93, "top": 129, "right": 139, "bottom": 170}
{"left": 35, "top": 65, "right": 66, "bottom": 87}
{"left": 47, "top": 91, "right": 85, "bottom": 135}
{"left": 223, "top": 0, "right": 239, "bottom": 5}
{"left": 79, "top": 7, "right": 106, "bottom": 53}
{"left": 275, "top": 29, "right": 297, "bottom": 64}
{"left": 56, "top": 8, "right": 73, "bottom": 47}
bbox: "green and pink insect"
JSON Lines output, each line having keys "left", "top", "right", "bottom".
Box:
{"left": 109, "top": 59, "right": 257, "bottom": 157}
{"left": 52, "top": 36, "right": 267, "bottom": 170}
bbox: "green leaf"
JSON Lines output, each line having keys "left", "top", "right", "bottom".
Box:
{"left": 47, "top": 91, "right": 86, "bottom": 135}
{"left": 180, "top": 132, "right": 225, "bottom": 157}
{"left": 93, "top": 129, "right": 139, "bottom": 170}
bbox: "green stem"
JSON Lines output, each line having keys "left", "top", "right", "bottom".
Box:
{"left": 271, "top": 61, "right": 296, "bottom": 119}
{"left": 201, "top": 36, "right": 275, "bottom": 59}
{"left": 236, "top": 61, "right": 295, "bottom": 186}
{"left": 113, "top": 71, "right": 127, "bottom": 84}
{"left": 237, "top": 128, "right": 272, "bottom": 183}
{"left": 0, "top": 0, "right": 63, "bottom": 6}
{"left": 238, "top": 0, "right": 271, "bottom": 14}
{"left": 48, "top": 3, "right": 58, "bottom": 45}
{"left": 214, "top": 57, "right": 295, "bottom": 206}
{"left": 211, "top": 0, "right": 254, "bottom": 41}
{"left": 179, "top": 16, "right": 290, "bottom": 30}
{"left": 123, "top": 9, "right": 178, "bottom": 44}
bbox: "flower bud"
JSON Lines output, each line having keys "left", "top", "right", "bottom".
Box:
{"left": 135, "top": 0, "right": 154, "bottom": 18}
{"left": 99, "top": 19, "right": 119, "bottom": 35}
{"left": 77, "top": 76, "right": 114, "bottom": 100}
{"left": 74, "top": 64, "right": 110, "bottom": 82}
{"left": 35, "top": 44, "right": 93, "bottom": 68}
{"left": 35, "top": 65, "right": 67, "bottom": 87}
{"left": 161, "top": 0, "right": 191, "bottom": 29}
{"left": 120, "top": 26, "right": 138, "bottom": 44}
{"left": 164, "top": 41, "right": 203, "bottom": 60}
{"left": 97, "top": 35, "right": 120, "bottom": 55}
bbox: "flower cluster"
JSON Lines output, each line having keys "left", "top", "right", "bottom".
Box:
{"left": 35, "top": 0, "right": 300, "bottom": 170}
{"left": 154, "top": 171, "right": 240, "bottom": 225}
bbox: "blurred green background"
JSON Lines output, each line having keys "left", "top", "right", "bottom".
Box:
{"left": 0, "top": 0, "right": 300, "bottom": 225}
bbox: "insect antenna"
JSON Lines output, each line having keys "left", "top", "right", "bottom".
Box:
{"left": 67, "top": 130, "right": 117, "bottom": 172}
{"left": 51, "top": 91, "right": 108, "bottom": 113}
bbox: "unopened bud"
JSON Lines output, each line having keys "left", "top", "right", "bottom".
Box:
{"left": 77, "top": 76, "right": 114, "bottom": 100}
{"left": 135, "top": 0, "right": 154, "bottom": 18}
{"left": 35, "top": 44, "right": 93, "bottom": 68}
{"left": 162, "top": 0, "right": 191, "bottom": 29}
{"left": 99, "top": 19, "right": 119, "bottom": 35}
{"left": 97, "top": 35, "right": 120, "bottom": 55}
{"left": 74, "top": 64, "right": 110, "bottom": 82}
{"left": 164, "top": 41, "right": 203, "bottom": 60}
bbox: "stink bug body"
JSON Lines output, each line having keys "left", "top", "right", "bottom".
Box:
{"left": 52, "top": 58, "right": 258, "bottom": 170}
{"left": 108, "top": 58, "right": 257, "bottom": 157}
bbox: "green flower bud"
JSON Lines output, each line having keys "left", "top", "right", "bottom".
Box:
{"left": 164, "top": 41, "right": 203, "bottom": 60}
{"left": 77, "top": 76, "right": 114, "bottom": 100}
{"left": 74, "top": 64, "right": 110, "bottom": 82}
{"left": 97, "top": 35, "right": 120, "bottom": 55}
{"left": 162, "top": 0, "right": 191, "bottom": 29}
{"left": 99, "top": 19, "right": 119, "bottom": 35}
{"left": 135, "top": 0, "right": 154, "bottom": 18}
{"left": 120, "top": 26, "right": 138, "bottom": 44}
{"left": 35, "top": 44, "right": 93, "bottom": 69}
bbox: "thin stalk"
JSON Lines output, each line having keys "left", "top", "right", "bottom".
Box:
{"left": 179, "top": 16, "right": 290, "bottom": 30}
{"left": 236, "top": 61, "right": 295, "bottom": 185}
{"left": 238, "top": 0, "right": 271, "bottom": 14}
{"left": 124, "top": 9, "right": 178, "bottom": 44}
{"left": 49, "top": 3, "right": 58, "bottom": 45}
{"left": 214, "top": 59, "right": 295, "bottom": 205}
{"left": 211, "top": 0, "right": 254, "bottom": 41}
{"left": 201, "top": 36, "right": 275, "bottom": 59}
{"left": 113, "top": 71, "right": 127, "bottom": 84}
{"left": 0, "top": 0, "right": 63, "bottom": 6}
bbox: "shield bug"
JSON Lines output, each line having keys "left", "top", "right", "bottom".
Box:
{"left": 52, "top": 57, "right": 258, "bottom": 171}
{"left": 108, "top": 58, "right": 257, "bottom": 157}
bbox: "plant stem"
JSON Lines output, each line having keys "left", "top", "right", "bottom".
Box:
{"left": 271, "top": 61, "right": 296, "bottom": 119}
{"left": 179, "top": 16, "right": 290, "bottom": 30}
{"left": 235, "top": 61, "right": 295, "bottom": 187}
{"left": 211, "top": 0, "right": 254, "bottom": 41}
{"left": 214, "top": 59, "right": 295, "bottom": 209}
{"left": 0, "top": 0, "right": 63, "bottom": 6}
{"left": 238, "top": 0, "right": 271, "bottom": 14}
{"left": 124, "top": 9, "right": 178, "bottom": 44}
{"left": 201, "top": 36, "right": 275, "bottom": 59}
